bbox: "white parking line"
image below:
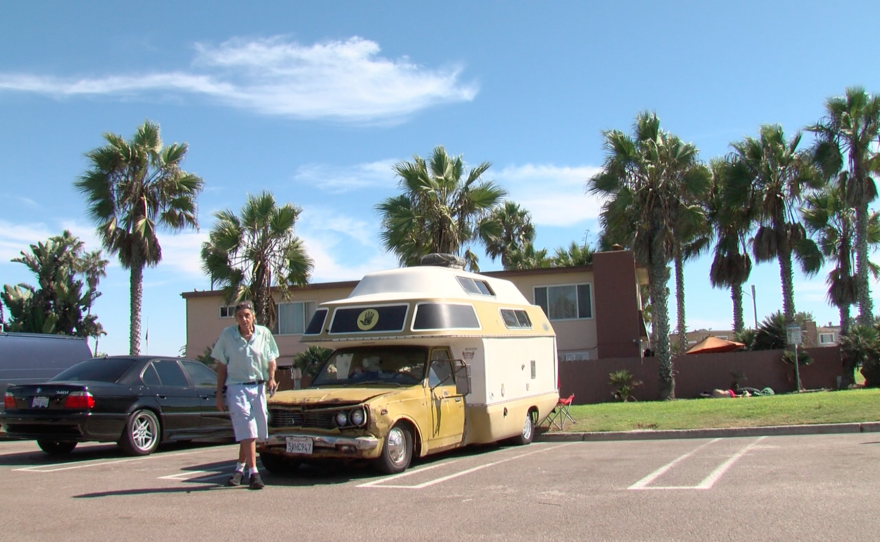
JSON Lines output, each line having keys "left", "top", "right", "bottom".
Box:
{"left": 628, "top": 437, "right": 766, "bottom": 490}
{"left": 13, "top": 448, "right": 216, "bottom": 473}
{"left": 159, "top": 470, "right": 229, "bottom": 481}
{"left": 358, "top": 443, "right": 573, "bottom": 489}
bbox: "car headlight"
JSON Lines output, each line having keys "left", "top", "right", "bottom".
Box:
{"left": 334, "top": 411, "right": 348, "bottom": 427}
{"left": 350, "top": 408, "right": 365, "bottom": 427}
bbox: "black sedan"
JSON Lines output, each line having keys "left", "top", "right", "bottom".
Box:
{"left": 0, "top": 356, "right": 232, "bottom": 456}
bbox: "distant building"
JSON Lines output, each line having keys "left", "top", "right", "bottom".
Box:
{"left": 673, "top": 321, "right": 840, "bottom": 350}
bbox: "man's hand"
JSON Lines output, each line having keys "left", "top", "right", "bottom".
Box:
{"left": 216, "top": 395, "right": 225, "bottom": 412}
{"left": 267, "top": 377, "right": 278, "bottom": 398}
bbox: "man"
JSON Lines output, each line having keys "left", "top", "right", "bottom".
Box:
{"left": 213, "top": 301, "right": 278, "bottom": 490}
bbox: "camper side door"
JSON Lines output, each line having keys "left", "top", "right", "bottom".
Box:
{"left": 427, "top": 348, "right": 465, "bottom": 449}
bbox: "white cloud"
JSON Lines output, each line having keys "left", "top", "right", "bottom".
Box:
{"left": 495, "top": 164, "right": 604, "bottom": 227}
{"left": 0, "top": 36, "right": 478, "bottom": 123}
{"left": 292, "top": 159, "right": 397, "bottom": 193}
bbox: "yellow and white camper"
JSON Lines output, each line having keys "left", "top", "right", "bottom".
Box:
{"left": 258, "top": 258, "right": 559, "bottom": 474}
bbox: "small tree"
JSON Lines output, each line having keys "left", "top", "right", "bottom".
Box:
{"left": 1, "top": 231, "right": 107, "bottom": 339}
{"left": 609, "top": 369, "right": 642, "bottom": 402}
{"left": 839, "top": 324, "right": 880, "bottom": 388}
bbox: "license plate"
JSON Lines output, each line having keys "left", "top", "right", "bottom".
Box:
{"left": 285, "top": 437, "right": 313, "bottom": 454}
{"left": 31, "top": 396, "right": 49, "bottom": 408}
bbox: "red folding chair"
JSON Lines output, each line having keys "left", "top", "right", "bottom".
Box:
{"left": 543, "top": 394, "right": 575, "bottom": 430}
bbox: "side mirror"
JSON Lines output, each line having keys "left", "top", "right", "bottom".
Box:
{"left": 454, "top": 360, "right": 470, "bottom": 396}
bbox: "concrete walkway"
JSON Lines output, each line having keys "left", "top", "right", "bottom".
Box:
{"left": 536, "top": 421, "right": 880, "bottom": 442}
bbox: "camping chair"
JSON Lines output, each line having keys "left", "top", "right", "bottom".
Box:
{"left": 542, "top": 394, "right": 575, "bottom": 430}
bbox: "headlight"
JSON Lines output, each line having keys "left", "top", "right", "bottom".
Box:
{"left": 350, "top": 408, "right": 365, "bottom": 427}
{"left": 334, "top": 411, "right": 348, "bottom": 427}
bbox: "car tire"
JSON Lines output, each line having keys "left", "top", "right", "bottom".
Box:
{"left": 259, "top": 451, "right": 301, "bottom": 475}
{"left": 118, "top": 409, "right": 161, "bottom": 456}
{"left": 376, "top": 424, "right": 412, "bottom": 474}
{"left": 37, "top": 439, "right": 77, "bottom": 455}
{"left": 508, "top": 411, "right": 535, "bottom": 445}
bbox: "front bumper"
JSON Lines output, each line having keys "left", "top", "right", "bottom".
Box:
{"left": 259, "top": 432, "right": 381, "bottom": 459}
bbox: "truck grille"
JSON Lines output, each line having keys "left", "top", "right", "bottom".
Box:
{"left": 268, "top": 408, "right": 336, "bottom": 429}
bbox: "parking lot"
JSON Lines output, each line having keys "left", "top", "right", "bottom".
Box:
{"left": 2, "top": 433, "right": 879, "bottom": 541}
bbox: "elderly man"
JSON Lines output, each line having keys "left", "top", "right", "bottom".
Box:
{"left": 213, "top": 301, "right": 278, "bottom": 490}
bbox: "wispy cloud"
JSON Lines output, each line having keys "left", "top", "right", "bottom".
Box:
{"left": 495, "top": 164, "right": 604, "bottom": 227}
{"left": 292, "top": 159, "right": 397, "bottom": 193}
{"left": 0, "top": 36, "right": 478, "bottom": 123}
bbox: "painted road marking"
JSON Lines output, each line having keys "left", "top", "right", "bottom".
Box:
{"left": 358, "top": 443, "right": 573, "bottom": 489}
{"left": 13, "top": 448, "right": 218, "bottom": 473}
{"left": 628, "top": 437, "right": 766, "bottom": 490}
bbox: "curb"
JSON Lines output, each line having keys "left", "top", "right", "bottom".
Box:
{"left": 536, "top": 422, "right": 880, "bottom": 442}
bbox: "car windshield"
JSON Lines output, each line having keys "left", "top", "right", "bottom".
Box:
{"left": 311, "top": 346, "right": 428, "bottom": 387}
{"left": 50, "top": 357, "right": 136, "bottom": 383}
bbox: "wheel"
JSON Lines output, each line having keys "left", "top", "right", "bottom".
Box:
{"left": 376, "top": 424, "right": 412, "bottom": 474}
{"left": 259, "top": 451, "right": 301, "bottom": 475}
{"left": 118, "top": 409, "right": 161, "bottom": 456}
{"left": 509, "top": 411, "right": 534, "bottom": 445}
{"left": 37, "top": 440, "right": 77, "bottom": 455}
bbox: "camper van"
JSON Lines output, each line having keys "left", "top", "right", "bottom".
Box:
{"left": 257, "top": 260, "right": 559, "bottom": 474}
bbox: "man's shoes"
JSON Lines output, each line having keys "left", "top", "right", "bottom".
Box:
{"left": 227, "top": 470, "right": 244, "bottom": 487}
{"left": 249, "top": 472, "right": 265, "bottom": 490}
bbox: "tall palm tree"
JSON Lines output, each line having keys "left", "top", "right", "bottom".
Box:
{"left": 725, "top": 124, "right": 823, "bottom": 325}
{"left": 76, "top": 120, "right": 204, "bottom": 354}
{"left": 376, "top": 146, "right": 507, "bottom": 271}
{"left": 706, "top": 159, "right": 754, "bottom": 334}
{"left": 808, "top": 87, "right": 880, "bottom": 326}
{"left": 201, "top": 191, "right": 314, "bottom": 329}
{"left": 588, "top": 111, "right": 710, "bottom": 399}
{"left": 802, "top": 182, "right": 880, "bottom": 336}
{"left": 482, "top": 200, "right": 536, "bottom": 269}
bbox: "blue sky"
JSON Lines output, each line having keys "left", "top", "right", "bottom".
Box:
{"left": 2, "top": 1, "right": 880, "bottom": 356}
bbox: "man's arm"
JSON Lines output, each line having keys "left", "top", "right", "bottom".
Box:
{"left": 267, "top": 359, "right": 277, "bottom": 394}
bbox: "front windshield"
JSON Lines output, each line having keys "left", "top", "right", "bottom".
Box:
{"left": 311, "top": 346, "right": 428, "bottom": 387}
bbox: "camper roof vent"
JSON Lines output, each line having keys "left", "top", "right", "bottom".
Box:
{"left": 417, "top": 253, "right": 465, "bottom": 269}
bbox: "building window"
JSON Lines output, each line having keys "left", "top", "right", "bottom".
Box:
{"left": 273, "top": 301, "right": 317, "bottom": 335}
{"left": 219, "top": 305, "right": 236, "bottom": 318}
{"left": 819, "top": 333, "right": 836, "bottom": 345}
{"left": 534, "top": 284, "right": 592, "bottom": 320}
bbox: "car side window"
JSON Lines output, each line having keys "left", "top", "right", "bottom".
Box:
{"left": 428, "top": 359, "right": 453, "bottom": 387}
{"left": 141, "top": 364, "right": 161, "bottom": 386}
{"left": 182, "top": 361, "right": 217, "bottom": 387}
{"left": 152, "top": 360, "right": 189, "bottom": 387}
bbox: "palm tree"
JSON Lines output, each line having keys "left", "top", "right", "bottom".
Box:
{"left": 482, "top": 201, "right": 536, "bottom": 269}
{"left": 706, "top": 159, "right": 754, "bottom": 334}
{"left": 725, "top": 125, "right": 823, "bottom": 325}
{"left": 201, "top": 191, "right": 314, "bottom": 329}
{"left": 808, "top": 87, "right": 880, "bottom": 326}
{"left": 551, "top": 241, "right": 594, "bottom": 267}
{"left": 504, "top": 243, "right": 551, "bottom": 270}
{"left": 376, "top": 146, "right": 507, "bottom": 271}
{"left": 588, "top": 111, "right": 710, "bottom": 399}
{"left": 76, "top": 120, "right": 203, "bottom": 354}
{"left": 802, "top": 183, "right": 880, "bottom": 334}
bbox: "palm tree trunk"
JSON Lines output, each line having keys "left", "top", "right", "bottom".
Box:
{"left": 675, "top": 253, "right": 687, "bottom": 356}
{"left": 779, "top": 250, "right": 796, "bottom": 323}
{"left": 731, "top": 283, "right": 744, "bottom": 334}
{"left": 651, "top": 237, "right": 674, "bottom": 400}
{"left": 129, "top": 262, "right": 143, "bottom": 355}
{"left": 855, "top": 203, "right": 874, "bottom": 326}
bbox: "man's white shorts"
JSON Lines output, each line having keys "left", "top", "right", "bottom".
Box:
{"left": 226, "top": 383, "right": 268, "bottom": 441}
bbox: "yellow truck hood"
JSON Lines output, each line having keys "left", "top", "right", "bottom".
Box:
{"left": 269, "top": 387, "right": 402, "bottom": 405}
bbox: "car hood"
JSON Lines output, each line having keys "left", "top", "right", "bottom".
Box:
{"left": 269, "top": 387, "right": 409, "bottom": 406}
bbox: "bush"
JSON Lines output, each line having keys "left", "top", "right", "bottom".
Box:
{"left": 609, "top": 369, "right": 642, "bottom": 402}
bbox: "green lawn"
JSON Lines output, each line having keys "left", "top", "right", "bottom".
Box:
{"left": 542, "top": 388, "right": 880, "bottom": 433}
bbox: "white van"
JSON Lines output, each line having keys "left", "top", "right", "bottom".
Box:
{"left": 257, "top": 260, "right": 559, "bottom": 474}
